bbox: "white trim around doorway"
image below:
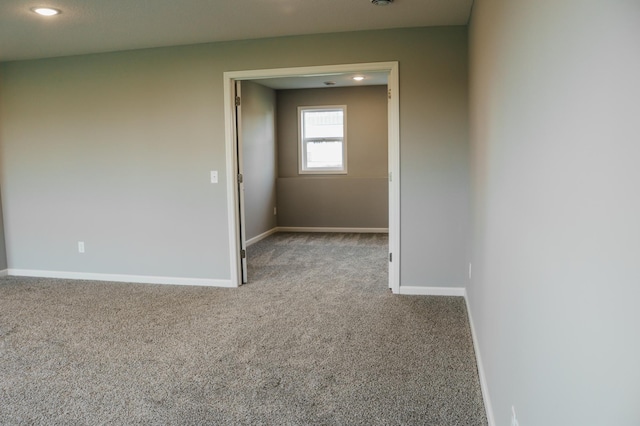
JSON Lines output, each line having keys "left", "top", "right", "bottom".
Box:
{"left": 223, "top": 62, "right": 400, "bottom": 292}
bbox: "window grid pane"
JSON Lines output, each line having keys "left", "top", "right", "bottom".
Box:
{"left": 303, "top": 110, "right": 344, "bottom": 138}
{"left": 305, "top": 140, "right": 343, "bottom": 169}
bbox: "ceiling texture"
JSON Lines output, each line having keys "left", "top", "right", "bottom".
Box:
{"left": 1, "top": 0, "right": 473, "bottom": 62}
{"left": 252, "top": 72, "right": 390, "bottom": 90}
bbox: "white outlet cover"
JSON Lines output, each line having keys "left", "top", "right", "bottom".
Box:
{"left": 210, "top": 171, "right": 218, "bottom": 183}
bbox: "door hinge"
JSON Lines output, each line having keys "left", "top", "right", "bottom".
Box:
{"left": 388, "top": 89, "right": 391, "bottom": 100}
{"left": 389, "top": 253, "right": 392, "bottom": 262}
{"left": 235, "top": 96, "right": 241, "bottom": 106}
{"left": 389, "top": 172, "right": 392, "bottom": 182}
{"left": 241, "top": 249, "right": 246, "bottom": 259}
{"left": 238, "top": 173, "right": 243, "bottom": 183}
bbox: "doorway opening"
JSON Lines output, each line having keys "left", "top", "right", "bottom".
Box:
{"left": 224, "top": 62, "right": 400, "bottom": 293}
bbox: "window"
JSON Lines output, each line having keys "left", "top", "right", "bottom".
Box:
{"left": 298, "top": 106, "right": 347, "bottom": 174}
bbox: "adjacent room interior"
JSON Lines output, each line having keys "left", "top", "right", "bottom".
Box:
{"left": 236, "top": 73, "right": 390, "bottom": 285}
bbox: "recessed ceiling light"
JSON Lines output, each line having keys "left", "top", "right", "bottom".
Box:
{"left": 31, "top": 7, "right": 62, "bottom": 16}
{"left": 371, "top": 0, "right": 394, "bottom": 5}
{"left": 353, "top": 76, "right": 365, "bottom": 81}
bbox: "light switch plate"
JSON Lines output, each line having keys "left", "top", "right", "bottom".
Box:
{"left": 210, "top": 171, "right": 218, "bottom": 183}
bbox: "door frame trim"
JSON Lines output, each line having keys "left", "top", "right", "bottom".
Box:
{"left": 223, "top": 62, "right": 400, "bottom": 292}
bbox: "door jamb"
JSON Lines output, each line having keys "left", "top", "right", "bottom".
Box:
{"left": 223, "top": 62, "right": 400, "bottom": 292}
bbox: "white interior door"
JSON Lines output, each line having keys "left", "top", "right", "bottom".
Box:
{"left": 235, "top": 81, "right": 248, "bottom": 284}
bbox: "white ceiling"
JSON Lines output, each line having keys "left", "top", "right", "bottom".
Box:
{"left": 0, "top": 0, "right": 473, "bottom": 62}
{"left": 252, "top": 71, "right": 389, "bottom": 90}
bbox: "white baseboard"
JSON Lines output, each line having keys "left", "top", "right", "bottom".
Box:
{"left": 398, "top": 286, "right": 466, "bottom": 296}
{"left": 277, "top": 227, "right": 388, "bottom": 233}
{"left": 246, "top": 227, "right": 278, "bottom": 246}
{"left": 7, "top": 269, "right": 235, "bottom": 288}
{"left": 0, "top": 269, "right": 8, "bottom": 277}
{"left": 463, "top": 290, "right": 496, "bottom": 426}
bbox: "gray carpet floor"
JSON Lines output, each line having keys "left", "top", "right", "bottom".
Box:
{"left": 0, "top": 232, "right": 487, "bottom": 425}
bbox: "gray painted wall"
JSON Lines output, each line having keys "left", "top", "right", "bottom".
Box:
{"left": 277, "top": 86, "right": 388, "bottom": 178}
{"left": 276, "top": 86, "right": 388, "bottom": 228}
{"left": 0, "top": 51, "right": 228, "bottom": 278}
{"left": 0, "top": 26, "right": 469, "bottom": 286}
{"left": 469, "top": 1, "right": 640, "bottom": 425}
{"left": 240, "top": 81, "right": 277, "bottom": 240}
{"left": 277, "top": 177, "right": 387, "bottom": 228}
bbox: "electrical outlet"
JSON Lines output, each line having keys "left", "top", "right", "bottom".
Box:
{"left": 210, "top": 170, "right": 218, "bottom": 183}
{"left": 78, "top": 241, "right": 85, "bottom": 253}
{"left": 511, "top": 406, "right": 519, "bottom": 426}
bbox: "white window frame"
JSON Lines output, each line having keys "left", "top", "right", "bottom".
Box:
{"left": 298, "top": 105, "right": 348, "bottom": 174}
